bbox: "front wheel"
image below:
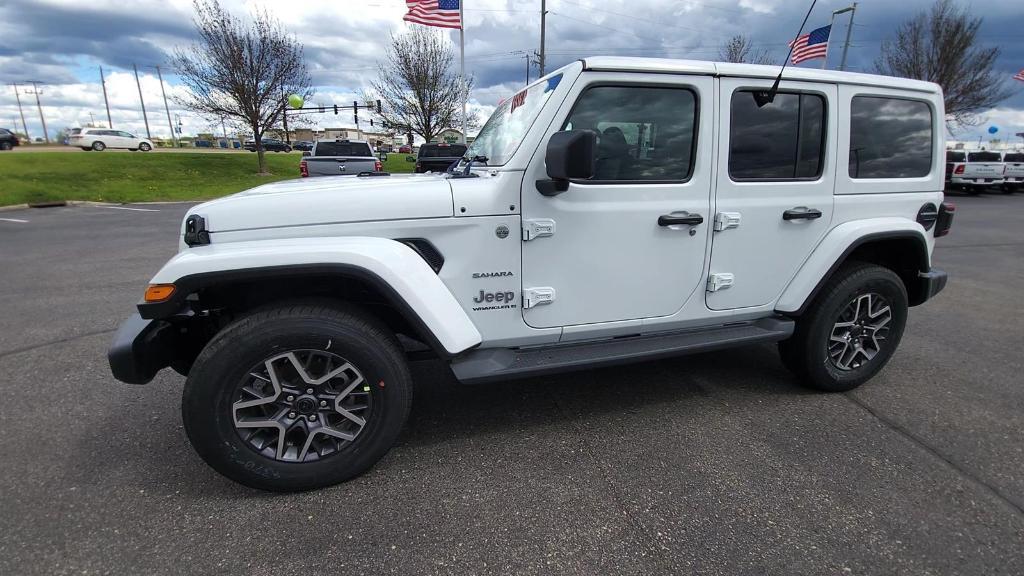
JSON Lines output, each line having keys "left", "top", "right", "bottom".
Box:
{"left": 779, "top": 263, "right": 908, "bottom": 392}
{"left": 0, "top": 142, "right": 11, "bottom": 151}
{"left": 182, "top": 302, "right": 413, "bottom": 491}
{"left": 139, "top": 142, "right": 151, "bottom": 152}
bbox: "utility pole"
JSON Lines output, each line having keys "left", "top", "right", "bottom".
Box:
{"left": 10, "top": 84, "right": 30, "bottom": 141}
{"left": 281, "top": 90, "right": 290, "bottom": 144}
{"left": 539, "top": 0, "right": 547, "bottom": 77}
{"left": 154, "top": 65, "right": 176, "bottom": 147}
{"left": 511, "top": 51, "right": 530, "bottom": 85}
{"left": 25, "top": 82, "right": 49, "bottom": 143}
{"left": 132, "top": 63, "right": 151, "bottom": 139}
{"left": 100, "top": 66, "right": 113, "bottom": 128}
{"left": 838, "top": 3, "right": 857, "bottom": 71}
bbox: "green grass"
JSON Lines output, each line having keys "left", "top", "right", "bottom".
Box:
{"left": 0, "top": 151, "right": 414, "bottom": 206}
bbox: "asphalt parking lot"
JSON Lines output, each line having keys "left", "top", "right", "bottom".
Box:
{"left": 1, "top": 192, "right": 1023, "bottom": 575}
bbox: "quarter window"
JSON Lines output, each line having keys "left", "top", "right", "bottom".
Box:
{"left": 561, "top": 86, "right": 697, "bottom": 182}
{"left": 849, "top": 96, "right": 932, "bottom": 179}
{"left": 729, "top": 91, "right": 826, "bottom": 180}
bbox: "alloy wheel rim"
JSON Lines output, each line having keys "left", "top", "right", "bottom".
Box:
{"left": 828, "top": 292, "right": 892, "bottom": 371}
{"left": 232, "top": 350, "right": 372, "bottom": 463}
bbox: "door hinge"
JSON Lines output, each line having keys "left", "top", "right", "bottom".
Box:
{"left": 523, "top": 287, "right": 556, "bottom": 309}
{"left": 707, "top": 273, "right": 734, "bottom": 292}
{"left": 522, "top": 218, "right": 556, "bottom": 241}
{"left": 714, "top": 212, "right": 741, "bottom": 231}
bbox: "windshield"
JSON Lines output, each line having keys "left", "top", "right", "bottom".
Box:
{"left": 463, "top": 74, "right": 563, "bottom": 166}
{"left": 419, "top": 144, "right": 466, "bottom": 158}
{"left": 968, "top": 152, "right": 1001, "bottom": 162}
{"left": 945, "top": 151, "right": 965, "bottom": 162}
{"left": 315, "top": 142, "right": 372, "bottom": 156}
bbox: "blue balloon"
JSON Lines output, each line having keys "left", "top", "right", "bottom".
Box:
{"left": 988, "top": 126, "right": 998, "bottom": 134}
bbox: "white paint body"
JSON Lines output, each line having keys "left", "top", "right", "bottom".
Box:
{"left": 156, "top": 58, "right": 945, "bottom": 356}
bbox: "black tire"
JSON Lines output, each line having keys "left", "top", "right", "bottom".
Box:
{"left": 182, "top": 302, "right": 412, "bottom": 491}
{"left": 139, "top": 142, "right": 151, "bottom": 152}
{"left": 778, "top": 262, "right": 908, "bottom": 392}
{"left": 91, "top": 141, "right": 105, "bottom": 151}
{"left": 0, "top": 141, "right": 11, "bottom": 151}
{"left": 284, "top": 146, "right": 292, "bottom": 153}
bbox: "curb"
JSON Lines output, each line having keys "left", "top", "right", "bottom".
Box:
{"left": 0, "top": 199, "right": 199, "bottom": 212}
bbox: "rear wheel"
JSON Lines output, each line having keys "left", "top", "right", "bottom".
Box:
{"left": 182, "top": 302, "right": 412, "bottom": 491}
{"left": 779, "top": 263, "right": 908, "bottom": 392}
{"left": 91, "top": 141, "right": 105, "bottom": 151}
{"left": 0, "top": 142, "right": 11, "bottom": 151}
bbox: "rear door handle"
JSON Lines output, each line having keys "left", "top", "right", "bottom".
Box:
{"left": 658, "top": 213, "right": 704, "bottom": 226}
{"left": 782, "top": 207, "right": 822, "bottom": 221}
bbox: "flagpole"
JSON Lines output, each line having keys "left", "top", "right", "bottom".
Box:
{"left": 459, "top": 1, "right": 467, "bottom": 145}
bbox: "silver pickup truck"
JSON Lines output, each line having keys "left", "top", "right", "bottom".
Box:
{"left": 299, "top": 139, "right": 382, "bottom": 177}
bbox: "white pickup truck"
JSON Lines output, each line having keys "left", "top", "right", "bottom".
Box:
{"left": 299, "top": 139, "right": 382, "bottom": 177}
{"left": 109, "top": 58, "right": 953, "bottom": 491}
{"left": 1003, "top": 151, "right": 1024, "bottom": 191}
{"left": 947, "top": 150, "right": 1005, "bottom": 192}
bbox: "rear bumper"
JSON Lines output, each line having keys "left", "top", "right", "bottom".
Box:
{"left": 950, "top": 177, "right": 1004, "bottom": 185}
{"left": 108, "top": 313, "right": 180, "bottom": 384}
{"left": 913, "top": 268, "right": 948, "bottom": 306}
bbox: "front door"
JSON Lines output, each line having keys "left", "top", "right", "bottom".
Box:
{"left": 520, "top": 74, "right": 714, "bottom": 329}
{"left": 707, "top": 78, "right": 838, "bottom": 310}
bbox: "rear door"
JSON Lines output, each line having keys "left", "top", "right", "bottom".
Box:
{"left": 707, "top": 78, "right": 837, "bottom": 310}
{"left": 520, "top": 73, "right": 713, "bottom": 328}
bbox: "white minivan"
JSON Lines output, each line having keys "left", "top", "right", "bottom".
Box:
{"left": 69, "top": 128, "right": 153, "bottom": 152}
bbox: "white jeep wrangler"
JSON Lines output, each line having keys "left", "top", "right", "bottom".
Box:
{"left": 109, "top": 58, "right": 953, "bottom": 491}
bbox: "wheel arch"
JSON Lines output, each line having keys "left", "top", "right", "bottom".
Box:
{"left": 777, "top": 220, "right": 931, "bottom": 316}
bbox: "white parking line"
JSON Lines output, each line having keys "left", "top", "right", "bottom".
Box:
{"left": 94, "top": 205, "right": 160, "bottom": 212}
{"left": 0, "top": 218, "right": 29, "bottom": 223}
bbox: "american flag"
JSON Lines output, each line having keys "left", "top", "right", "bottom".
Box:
{"left": 404, "top": 0, "right": 462, "bottom": 29}
{"left": 1014, "top": 68, "right": 1024, "bottom": 82}
{"left": 788, "top": 25, "right": 831, "bottom": 65}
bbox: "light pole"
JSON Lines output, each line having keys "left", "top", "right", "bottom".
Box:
{"left": 132, "top": 63, "right": 152, "bottom": 139}
{"left": 151, "top": 65, "right": 177, "bottom": 147}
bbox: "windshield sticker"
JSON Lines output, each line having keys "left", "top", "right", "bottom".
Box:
{"left": 509, "top": 90, "right": 527, "bottom": 114}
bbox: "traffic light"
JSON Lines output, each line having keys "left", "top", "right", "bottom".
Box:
{"left": 353, "top": 101, "right": 358, "bottom": 126}
{"left": 376, "top": 99, "right": 382, "bottom": 113}
{"left": 333, "top": 104, "right": 338, "bottom": 115}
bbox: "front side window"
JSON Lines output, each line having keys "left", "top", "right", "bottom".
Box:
{"left": 464, "top": 74, "right": 563, "bottom": 166}
{"left": 561, "top": 85, "right": 697, "bottom": 181}
{"left": 729, "top": 91, "right": 826, "bottom": 180}
{"left": 849, "top": 96, "right": 932, "bottom": 178}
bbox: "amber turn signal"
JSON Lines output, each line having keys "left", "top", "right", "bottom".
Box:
{"left": 144, "top": 284, "right": 176, "bottom": 302}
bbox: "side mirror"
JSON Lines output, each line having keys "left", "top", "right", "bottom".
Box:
{"left": 406, "top": 155, "right": 416, "bottom": 162}
{"left": 301, "top": 151, "right": 311, "bottom": 157}
{"left": 537, "top": 129, "right": 597, "bottom": 196}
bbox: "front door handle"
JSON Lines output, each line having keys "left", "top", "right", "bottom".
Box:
{"left": 783, "top": 207, "right": 822, "bottom": 221}
{"left": 658, "top": 213, "right": 704, "bottom": 227}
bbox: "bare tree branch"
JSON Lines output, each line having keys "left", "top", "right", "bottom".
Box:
{"left": 171, "top": 0, "right": 312, "bottom": 173}
{"left": 368, "top": 28, "right": 476, "bottom": 144}
{"left": 874, "top": 0, "right": 1013, "bottom": 129}
{"left": 718, "top": 35, "right": 774, "bottom": 65}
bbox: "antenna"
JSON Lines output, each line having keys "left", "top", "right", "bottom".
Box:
{"left": 753, "top": 0, "right": 819, "bottom": 108}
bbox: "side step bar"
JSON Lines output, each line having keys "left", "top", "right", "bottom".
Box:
{"left": 451, "top": 317, "right": 794, "bottom": 384}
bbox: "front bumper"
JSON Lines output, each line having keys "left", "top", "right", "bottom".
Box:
{"left": 914, "top": 268, "right": 948, "bottom": 306}
{"left": 108, "top": 313, "right": 180, "bottom": 384}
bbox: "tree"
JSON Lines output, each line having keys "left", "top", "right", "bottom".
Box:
{"left": 874, "top": 0, "right": 1012, "bottom": 128}
{"left": 370, "top": 27, "right": 475, "bottom": 144}
{"left": 719, "top": 35, "right": 774, "bottom": 65}
{"left": 171, "top": 0, "right": 311, "bottom": 173}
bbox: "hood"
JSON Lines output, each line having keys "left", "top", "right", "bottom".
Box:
{"left": 190, "top": 173, "right": 454, "bottom": 233}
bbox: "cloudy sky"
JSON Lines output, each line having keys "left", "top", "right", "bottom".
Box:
{"left": 0, "top": 0, "right": 1021, "bottom": 142}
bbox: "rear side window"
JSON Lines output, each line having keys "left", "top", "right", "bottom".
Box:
{"left": 729, "top": 91, "right": 826, "bottom": 180}
{"left": 1005, "top": 153, "right": 1024, "bottom": 162}
{"left": 849, "top": 96, "right": 932, "bottom": 179}
{"left": 315, "top": 142, "right": 372, "bottom": 156}
{"left": 946, "top": 151, "right": 965, "bottom": 162}
{"left": 967, "top": 151, "right": 1001, "bottom": 162}
{"left": 561, "top": 85, "right": 698, "bottom": 182}
{"left": 419, "top": 144, "right": 467, "bottom": 158}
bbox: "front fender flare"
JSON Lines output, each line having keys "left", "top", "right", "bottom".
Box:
{"left": 139, "top": 237, "right": 482, "bottom": 356}
{"left": 775, "top": 218, "right": 930, "bottom": 315}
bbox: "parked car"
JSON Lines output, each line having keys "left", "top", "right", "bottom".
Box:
{"left": 1002, "top": 151, "right": 1024, "bottom": 192}
{"left": 299, "top": 139, "right": 382, "bottom": 177}
{"left": 398, "top": 144, "right": 412, "bottom": 154}
{"left": 244, "top": 138, "right": 292, "bottom": 153}
{"left": 414, "top": 142, "right": 467, "bottom": 173}
{"left": 945, "top": 150, "right": 965, "bottom": 188}
{"left": 948, "top": 150, "right": 1004, "bottom": 193}
{"left": 68, "top": 128, "right": 153, "bottom": 151}
{"left": 110, "top": 58, "right": 952, "bottom": 492}
{"left": 292, "top": 140, "right": 314, "bottom": 152}
{"left": 0, "top": 128, "right": 19, "bottom": 150}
